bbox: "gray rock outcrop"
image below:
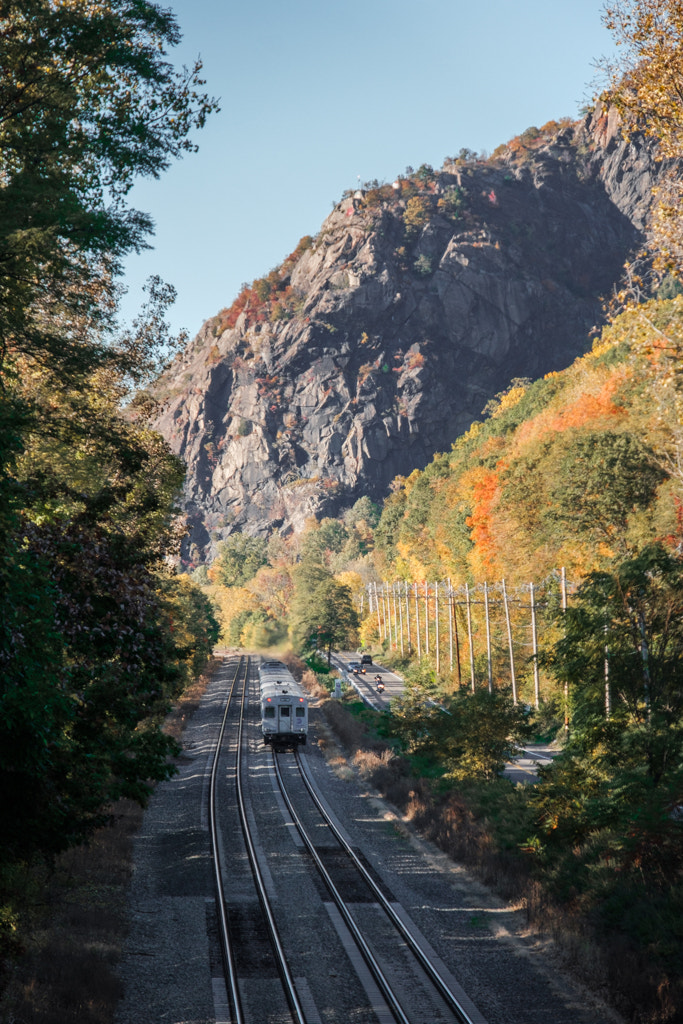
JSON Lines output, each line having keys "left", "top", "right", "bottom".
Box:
{"left": 150, "top": 114, "right": 662, "bottom": 563}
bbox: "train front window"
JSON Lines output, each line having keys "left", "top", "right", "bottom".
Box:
{"left": 264, "top": 707, "right": 275, "bottom": 719}
{"left": 295, "top": 707, "right": 305, "bottom": 718}
{"left": 280, "top": 706, "right": 290, "bottom": 717}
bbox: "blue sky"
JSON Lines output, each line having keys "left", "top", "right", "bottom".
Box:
{"left": 121, "top": 0, "right": 616, "bottom": 340}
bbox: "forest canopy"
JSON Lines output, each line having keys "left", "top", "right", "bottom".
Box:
{"left": 0, "top": 0, "right": 219, "bottom": 868}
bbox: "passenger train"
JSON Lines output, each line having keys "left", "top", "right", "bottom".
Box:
{"left": 258, "top": 660, "right": 308, "bottom": 749}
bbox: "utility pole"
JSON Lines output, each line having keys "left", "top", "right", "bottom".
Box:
{"left": 502, "top": 578, "right": 517, "bottom": 704}
{"left": 465, "top": 582, "right": 475, "bottom": 692}
{"left": 435, "top": 583, "right": 440, "bottom": 675}
{"left": 530, "top": 582, "right": 540, "bottom": 709}
{"left": 414, "top": 583, "right": 421, "bottom": 660}
{"left": 484, "top": 581, "right": 492, "bottom": 693}
{"left": 561, "top": 567, "right": 568, "bottom": 735}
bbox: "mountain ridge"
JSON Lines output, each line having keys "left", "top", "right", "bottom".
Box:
{"left": 148, "top": 109, "right": 662, "bottom": 564}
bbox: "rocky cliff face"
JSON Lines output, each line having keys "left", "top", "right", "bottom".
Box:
{"left": 150, "top": 113, "right": 662, "bottom": 563}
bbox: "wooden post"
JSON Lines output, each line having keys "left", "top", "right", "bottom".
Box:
{"left": 405, "top": 581, "right": 412, "bottom": 654}
{"left": 452, "top": 584, "right": 462, "bottom": 686}
{"left": 447, "top": 579, "right": 454, "bottom": 674}
{"left": 424, "top": 581, "right": 429, "bottom": 656}
{"left": 387, "top": 581, "right": 393, "bottom": 643}
{"left": 530, "top": 582, "right": 540, "bottom": 708}
{"left": 398, "top": 583, "right": 404, "bottom": 656}
{"left": 435, "top": 582, "right": 440, "bottom": 675}
{"left": 501, "top": 578, "right": 517, "bottom": 705}
{"left": 414, "top": 583, "right": 422, "bottom": 660}
{"left": 466, "top": 582, "right": 475, "bottom": 692}
{"left": 392, "top": 583, "right": 399, "bottom": 650}
{"left": 484, "top": 581, "right": 492, "bottom": 693}
{"left": 561, "top": 567, "right": 568, "bottom": 735}
{"left": 605, "top": 622, "right": 611, "bottom": 720}
{"left": 375, "top": 581, "right": 382, "bottom": 641}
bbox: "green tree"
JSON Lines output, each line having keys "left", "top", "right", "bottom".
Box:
{"left": 0, "top": 0, "right": 217, "bottom": 380}
{"left": 529, "top": 545, "right": 683, "bottom": 891}
{"left": 210, "top": 533, "right": 268, "bottom": 587}
{"left": 300, "top": 517, "right": 349, "bottom": 566}
{"left": 374, "top": 488, "right": 407, "bottom": 572}
{"left": 547, "top": 544, "right": 683, "bottom": 788}
{"left": 343, "top": 496, "right": 381, "bottom": 530}
{"left": 548, "top": 432, "right": 665, "bottom": 544}
{"left": 0, "top": 0, "right": 217, "bottom": 873}
{"left": 391, "top": 685, "right": 524, "bottom": 781}
{"left": 289, "top": 562, "right": 359, "bottom": 665}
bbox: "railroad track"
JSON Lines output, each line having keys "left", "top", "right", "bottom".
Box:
{"left": 208, "top": 655, "right": 305, "bottom": 1024}
{"left": 209, "top": 654, "right": 484, "bottom": 1024}
{"left": 273, "top": 749, "right": 483, "bottom": 1024}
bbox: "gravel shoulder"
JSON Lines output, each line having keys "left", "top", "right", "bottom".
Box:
{"left": 115, "top": 660, "right": 625, "bottom": 1024}
{"left": 306, "top": 712, "right": 625, "bottom": 1024}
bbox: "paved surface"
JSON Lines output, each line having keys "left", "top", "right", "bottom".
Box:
{"left": 333, "top": 652, "right": 559, "bottom": 781}
{"left": 503, "top": 744, "right": 560, "bottom": 784}
{"left": 333, "top": 650, "right": 403, "bottom": 709}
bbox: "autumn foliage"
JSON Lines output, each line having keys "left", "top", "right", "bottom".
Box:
{"left": 215, "top": 235, "right": 314, "bottom": 332}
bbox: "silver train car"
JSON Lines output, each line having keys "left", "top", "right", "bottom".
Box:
{"left": 258, "top": 660, "right": 308, "bottom": 748}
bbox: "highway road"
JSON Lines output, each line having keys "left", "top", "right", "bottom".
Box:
{"left": 331, "top": 651, "right": 559, "bottom": 781}
{"left": 333, "top": 649, "right": 403, "bottom": 708}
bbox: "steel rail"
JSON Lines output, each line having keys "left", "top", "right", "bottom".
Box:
{"left": 235, "top": 660, "right": 307, "bottom": 1024}
{"left": 210, "top": 656, "right": 305, "bottom": 1024}
{"left": 295, "top": 750, "right": 478, "bottom": 1024}
{"left": 208, "top": 654, "right": 246, "bottom": 1024}
{"left": 272, "top": 750, "right": 412, "bottom": 1024}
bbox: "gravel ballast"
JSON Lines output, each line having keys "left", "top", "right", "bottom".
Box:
{"left": 115, "top": 659, "right": 624, "bottom": 1024}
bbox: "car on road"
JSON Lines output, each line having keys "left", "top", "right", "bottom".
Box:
{"left": 360, "top": 653, "right": 373, "bottom": 667}
{"left": 347, "top": 661, "right": 361, "bottom": 674}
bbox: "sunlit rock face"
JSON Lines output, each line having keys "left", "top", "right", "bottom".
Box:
{"left": 150, "top": 112, "right": 661, "bottom": 563}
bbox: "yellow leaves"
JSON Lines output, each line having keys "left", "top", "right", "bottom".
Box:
{"left": 204, "top": 583, "right": 259, "bottom": 642}
{"left": 395, "top": 538, "right": 429, "bottom": 583}
{"left": 488, "top": 384, "right": 527, "bottom": 418}
{"left": 401, "top": 468, "right": 423, "bottom": 499}
{"left": 453, "top": 420, "right": 483, "bottom": 450}
{"left": 358, "top": 614, "right": 379, "bottom": 648}
{"left": 334, "top": 569, "right": 362, "bottom": 596}
{"left": 590, "top": 336, "right": 616, "bottom": 359}
{"left": 602, "top": 2, "right": 683, "bottom": 274}
{"left": 402, "top": 196, "right": 430, "bottom": 237}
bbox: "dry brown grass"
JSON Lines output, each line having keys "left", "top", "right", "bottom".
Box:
{"left": 0, "top": 656, "right": 222, "bottom": 1024}
{"left": 279, "top": 651, "right": 308, "bottom": 681}
{"left": 164, "top": 655, "right": 222, "bottom": 741}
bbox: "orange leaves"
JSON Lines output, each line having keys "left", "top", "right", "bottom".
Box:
{"left": 464, "top": 467, "right": 502, "bottom": 577}
{"left": 214, "top": 237, "right": 313, "bottom": 334}
{"left": 512, "top": 371, "right": 627, "bottom": 454}
{"left": 405, "top": 350, "right": 425, "bottom": 371}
